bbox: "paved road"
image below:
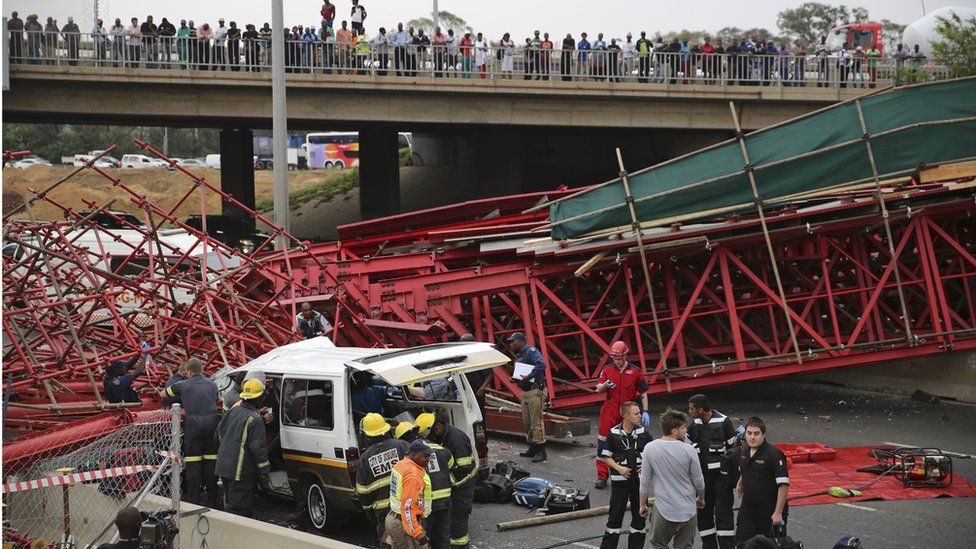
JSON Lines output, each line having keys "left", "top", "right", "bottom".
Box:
{"left": 255, "top": 379, "right": 976, "bottom": 548}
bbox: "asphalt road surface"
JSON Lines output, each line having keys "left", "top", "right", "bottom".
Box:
{"left": 254, "top": 379, "right": 976, "bottom": 548}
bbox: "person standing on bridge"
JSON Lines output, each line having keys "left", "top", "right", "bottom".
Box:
{"left": 321, "top": 0, "right": 336, "bottom": 32}
{"left": 595, "top": 341, "right": 650, "bottom": 489}
{"left": 350, "top": 0, "right": 368, "bottom": 36}
{"left": 140, "top": 15, "right": 158, "bottom": 68}
{"left": 8, "top": 12, "right": 24, "bottom": 63}
{"left": 124, "top": 17, "right": 141, "bottom": 68}
{"left": 92, "top": 18, "right": 109, "bottom": 67}
{"left": 61, "top": 17, "right": 81, "bottom": 66}
{"left": 110, "top": 18, "right": 125, "bottom": 68}
{"left": 197, "top": 22, "right": 213, "bottom": 70}
{"left": 560, "top": 33, "right": 575, "bottom": 81}
{"left": 226, "top": 21, "right": 241, "bottom": 70}
{"left": 158, "top": 18, "right": 176, "bottom": 67}
{"left": 213, "top": 19, "right": 228, "bottom": 70}
{"left": 475, "top": 32, "right": 489, "bottom": 79}
{"left": 242, "top": 24, "right": 258, "bottom": 71}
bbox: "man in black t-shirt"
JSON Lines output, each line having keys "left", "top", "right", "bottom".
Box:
{"left": 599, "top": 401, "right": 653, "bottom": 549}
{"left": 735, "top": 416, "right": 790, "bottom": 543}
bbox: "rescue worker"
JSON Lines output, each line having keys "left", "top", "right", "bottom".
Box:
{"left": 595, "top": 341, "right": 650, "bottom": 489}
{"left": 398, "top": 421, "right": 453, "bottom": 549}
{"left": 222, "top": 370, "right": 267, "bottom": 411}
{"left": 687, "top": 394, "right": 738, "bottom": 549}
{"left": 215, "top": 378, "right": 271, "bottom": 517}
{"left": 296, "top": 302, "right": 332, "bottom": 339}
{"left": 104, "top": 342, "right": 151, "bottom": 403}
{"left": 599, "top": 402, "right": 653, "bottom": 549}
{"left": 386, "top": 440, "right": 435, "bottom": 549}
{"left": 357, "top": 412, "right": 409, "bottom": 543}
{"left": 734, "top": 416, "right": 790, "bottom": 544}
{"left": 505, "top": 332, "right": 548, "bottom": 462}
{"left": 160, "top": 361, "right": 188, "bottom": 408}
{"left": 160, "top": 358, "right": 219, "bottom": 506}
{"left": 423, "top": 411, "right": 475, "bottom": 548}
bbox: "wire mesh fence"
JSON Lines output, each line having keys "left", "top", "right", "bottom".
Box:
{"left": 2, "top": 406, "right": 181, "bottom": 548}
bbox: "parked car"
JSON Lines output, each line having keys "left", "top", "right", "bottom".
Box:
{"left": 121, "top": 154, "right": 157, "bottom": 169}
{"left": 205, "top": 154, "right": 221, "bottom": 169}
{"left": 11, "top": 157, "right": 53, "bottom": 169}
{"left": 73, "top": 154, "right": 119, "bottom": 168}
{"left": 183, "top": 215, "right": 271, "bottom": 255}
{"left": 177, "top": 158, "right": 207, "bottom": 168}
{"left": 225, "top": 339, "right": 503, "bottom": 530}
{"left": 77, "top": 210, "right": 147, "bottom": 230}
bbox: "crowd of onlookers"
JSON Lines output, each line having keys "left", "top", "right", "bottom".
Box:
{"left": 7, "top": 1, "right": 934, "bottom": 87}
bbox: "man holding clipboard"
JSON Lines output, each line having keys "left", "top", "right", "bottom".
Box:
{"left": 506, "top": 332, "right": 548, "bottom": 463}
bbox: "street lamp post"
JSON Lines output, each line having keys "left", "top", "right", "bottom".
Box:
{"left": 272, "top": 0, "right": 290, "bottom": 249}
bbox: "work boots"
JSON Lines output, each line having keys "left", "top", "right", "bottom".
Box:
{"left": 532, "top": 443, "right": 547, "bottom": 463}
{"left": 519, "top": 443, "right": 538, "bottom": 458}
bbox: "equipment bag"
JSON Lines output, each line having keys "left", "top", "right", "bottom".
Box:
{"left": 512, "top": 477, "right": 553, "bottom": 508}
{"left": 492, "top": 460, "right": 530, "bottom": 482}
{"left": 474, "top": 473, "right": 515, "bottom": 504}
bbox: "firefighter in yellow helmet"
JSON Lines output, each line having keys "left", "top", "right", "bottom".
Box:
{"left": 215, "top": 378, "right": 270, "bottom": 517}
{"left": 357, "top": 413, "right": 409, "bottom": 543}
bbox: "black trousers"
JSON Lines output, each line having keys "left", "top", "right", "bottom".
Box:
{"left": 735, "top": 504, "right": 787, "bottom": 543}
{"left": 184, "top": 414, "right": 219, "bottom": 506}
{"left": 395, "top": 47, "right": 406, "bottom": 76}
{"left": 227, "top": 41, "right": 240, "bottom": 70}
{"left": 428, "top": 507, "right": 451, "bottom": 549}
{"left": 698, "top": 470, "right": 735, "bottom": 549}
{"left": 600, "top": 480, "right": 646, "bottom": 549}
{"left": 127, "top": 45, "right": 141, "bottom": 68}
{"left": 377, "top": 53, "right": 389, "bottom": 76}
{"left": 223, "top": 476, "right": 256, "bottom": 517}
{"left": 638, "top": 57, "right": 650, "bottom": 82}
{"left": 213, "top": 44, "right": 226, "bottom": 69}
{"left": 449, "top": 481, "right": 474, "bottom": 547}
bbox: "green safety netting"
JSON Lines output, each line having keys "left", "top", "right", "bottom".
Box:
{"left": 548, "top": 77, "right": 976, "bottom": 240}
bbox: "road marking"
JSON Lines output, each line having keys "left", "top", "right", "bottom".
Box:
{"left": 836, "top": 502, "right": 878, "bottom": 512}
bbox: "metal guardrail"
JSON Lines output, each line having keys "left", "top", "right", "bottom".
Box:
{"left": 6, "top": 30, "right": 949, "bottom": 88}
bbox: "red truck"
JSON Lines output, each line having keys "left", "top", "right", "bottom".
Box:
{"left": 825, "top": 22, "right": 884, "bottom": 54}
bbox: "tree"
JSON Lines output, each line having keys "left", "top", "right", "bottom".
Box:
{"left": 931, "top": 13, "right": 976, "bottom": 77}
{"left": 777, "top": 2, "right": 869, "bottom": 47}
{"left": 880, "top": 19, "right": 907, "bottom": 52}
{"left": 407, "top": 10, "right": 472, "bottom": 34}
{"left": 2, "top": 124, "right": 220, "bottom": 162}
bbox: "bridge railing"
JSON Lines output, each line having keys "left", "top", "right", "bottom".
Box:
{"left": 6, "top": 30, "right": 949, "bottom": 88}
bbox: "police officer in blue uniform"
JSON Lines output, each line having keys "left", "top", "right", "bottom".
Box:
{"left": 506, "top": 332, "right": 548, "bottom": 462}
{"left": 104, "top": 342, "right": 151, "bottom": 403}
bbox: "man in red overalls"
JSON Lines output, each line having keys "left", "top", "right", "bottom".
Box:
{"left": 594, "top": 341, "right": 650, "bottom": 489}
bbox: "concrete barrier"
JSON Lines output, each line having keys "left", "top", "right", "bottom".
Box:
{"left": 169, "top": 499, "right": 360, "bottom": 549}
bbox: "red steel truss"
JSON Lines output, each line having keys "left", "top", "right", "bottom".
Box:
{"left": 3, "top": 143, "right": 975, "bottom": 465}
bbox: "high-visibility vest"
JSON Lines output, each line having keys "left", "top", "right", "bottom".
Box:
{"left": 390, "top": 458, "right": 433, "bottom": 521}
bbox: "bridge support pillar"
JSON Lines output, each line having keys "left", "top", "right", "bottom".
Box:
{"left": 219, "top": 128, "right": 256, "bottom": 219}
{"left": 358, "top": 128, "right": 401, "bottom": 219}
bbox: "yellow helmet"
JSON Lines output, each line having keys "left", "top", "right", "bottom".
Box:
{"left": 239, "top": 378, "right": 265, "bottom": 400}
{"left": 416, "top": 412, "right": 435, "bottom": 436}
{"left": 361, "top": 412, "right": 391, "bottom": 437}
{"left": 395, "top": 421, "right": 417, "bottom": 440}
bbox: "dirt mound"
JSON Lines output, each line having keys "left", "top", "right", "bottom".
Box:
{"left": 2, "top": 165, "right": 341, "bottom": 227}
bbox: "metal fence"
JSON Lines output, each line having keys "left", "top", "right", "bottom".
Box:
{"left": 7, "top": 31, "right": 949, "bottom": 88}
{"left": 2, "top": 406, "right": 182, "bottom": 548}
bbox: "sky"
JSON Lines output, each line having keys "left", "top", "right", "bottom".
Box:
{"left": 7, "top": 0, "right": 973, "bottom": 40}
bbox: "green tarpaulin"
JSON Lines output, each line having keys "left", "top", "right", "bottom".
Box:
{"left": 549, "top": 77, "right": 976, "bottom": 240}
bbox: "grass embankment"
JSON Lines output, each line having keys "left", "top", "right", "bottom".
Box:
{"left": 255, "top": 169, "right": 359, "bottom": 212}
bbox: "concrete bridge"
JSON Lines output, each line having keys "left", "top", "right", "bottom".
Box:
{"left": 3, "top": 63, "right": 879, "bottom": 219}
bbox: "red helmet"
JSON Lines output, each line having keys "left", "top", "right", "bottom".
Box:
{"left": 609, "top": 341, "right": 629, "bottom": 359}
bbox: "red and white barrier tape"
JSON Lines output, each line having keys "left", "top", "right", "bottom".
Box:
{"left": 3, "top": 464, "right": 157, "bottom": 494}
{"left": 3, "top": 451, "right": 180, "bottom": 494}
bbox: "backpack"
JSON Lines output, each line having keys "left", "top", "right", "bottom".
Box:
{"left": 512, "top": 477, "right": 553, "bottom": 508}
{"left": 491, "top": 460, "right": 530, "bottom": 482}
{"left": 474, "top": 473, "right": 515, "bottom": 504}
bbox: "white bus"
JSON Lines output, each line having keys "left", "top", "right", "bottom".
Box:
{"left": 303, "top": 132, "right": 412, "bottom": 169}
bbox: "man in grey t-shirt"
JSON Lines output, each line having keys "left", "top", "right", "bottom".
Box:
{"left": 639, "top": 409, "right": 706, "bottom": 549}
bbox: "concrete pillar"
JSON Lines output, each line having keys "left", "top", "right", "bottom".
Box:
{"left": 219, "top": 128, "right": 256, "bottom": 218}
{"left": 358, "top": 128, "right": 401, "bottom": 219}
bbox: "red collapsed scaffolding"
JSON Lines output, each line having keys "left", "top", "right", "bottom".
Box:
{"left": 3, "top": 143, "right": 976, "bottom": 467}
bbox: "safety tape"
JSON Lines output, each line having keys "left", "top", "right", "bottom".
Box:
{"left": 2, "top": 449, "right": 180, "bottom": 495}
{"left": 3, "top": 464, "right": 157, "bottom": 494}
